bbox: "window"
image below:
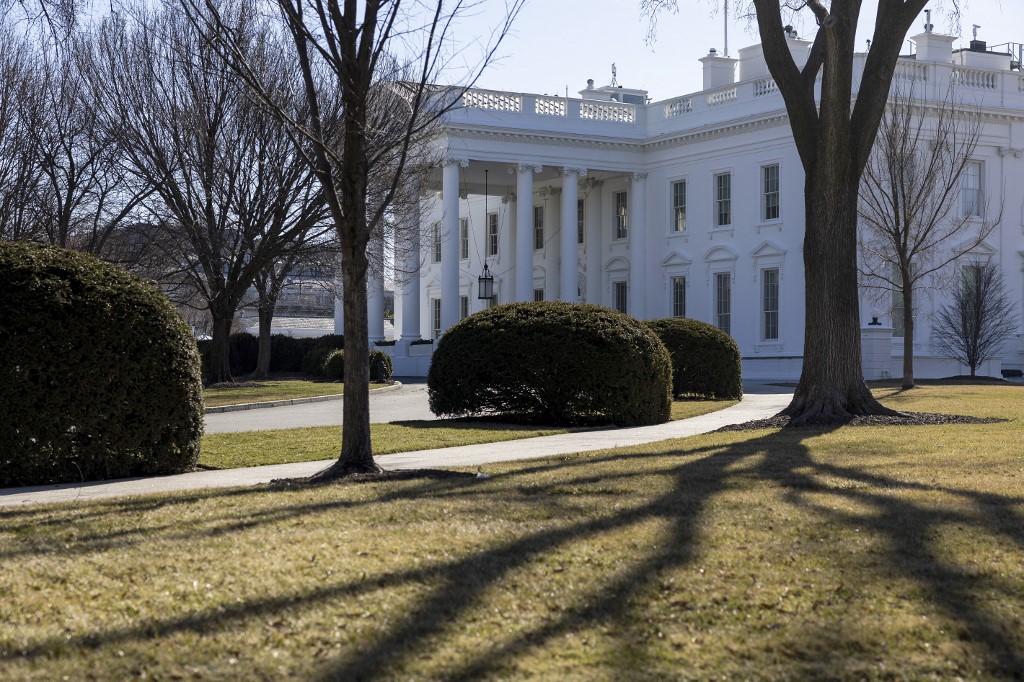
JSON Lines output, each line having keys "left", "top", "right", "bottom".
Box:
{"left": 431, "top": 298, "right": 441, "bottom": 339}
{"left": 762, "top": 268, "right": 779, "bottom": 340}
{"left": 432, "top": 223, "right": 441, "bottom": 263}
{"left": 671, "top": 180, "right": 686, "bottom": 232}
{"left": 715, "top": 173, "right": 732, "bottom": 227}
{"left": 962, "top": 161, "right": 983, "bottom": 217}
{"left": 577, "top": 199, "right": 585, "bottom": 244}
{"left": 533, "top": 288, "right": 545, "bottom": 302}
{"left": 762, "top": 164, "right": 780, "bottom": 221}
{"left": 460, "top": 295, "right": 469, "bottom": 320}
{"left": 613, "top": 280, "right": 628, "bottom": 314}
{"left": 614, "top": 191, "right": 628, "bottom": 239}
{"left": 459, "top": 218, "right": 469, "bottom": 260}
{"left": 487, "top": 212, "right": 499, "bottom": 257}
{"left": 715, "top": 272, "right": 731, "bottom": 334}
{"left": 671, "top": 276, "right": 686, "bottom": 318}
{"left": 533, "top": 206, "right": 544, "bottom": 250}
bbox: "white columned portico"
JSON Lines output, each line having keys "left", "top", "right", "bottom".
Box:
{"left": 583, "top": 178, "right": 603, "bottom": 305}
{"left": 560, "top": 168, "right": 585, "bottom": 302}
{"left": 628, "top": 172, "right": 647, "bottom": 317}
{"left": 499, "top": 191, "right": 516, "bottom": 304}
{"left": 441, "top": 158, "right": 466, "bottom": 333}
{"left": 367, "top": 238, "right": 385, "bottom": 341}
{"left": 515, "top": 163, "right": 540, "bottom": 302}
{"left": 399, "top": 180, "right": 422, "bottom": 342}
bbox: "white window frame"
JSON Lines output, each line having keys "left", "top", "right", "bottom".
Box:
{"left": 487, "top": 212, "right": 499, "bottom": 257}
{"left": 431, "top": 298, "right": 441, "bottom": 339}
{"left": 613, "top": 190, "right": 628, "bottom": 240}
{"left": 459, "top": 295, "right": 469, "bottom": 320}
{"left": 671, "top": 179, "right": 687, "bottom": 233}
{"left": 459, "top": 217, "right": 469, "bottom": 261}
{"left": 533, "top": 205, "right": 544, "bottom": 251}
{"left": 613, "top": 280, "right": 628, "bottom": 314}
{"left": 533, "top": 288, "right": 545, "bottom": 302}
{"left": 431, "top": 223, "right": 441, "bottom": 263}
{"left": 962, "top": 160, "right": 983, "bottom": 218}
{"left": 762, "top": 164, "right": 780, "bottom": 222}
{"left": 714, "top": 271, "right": 731, "bottom": 335}
{"left": 714, "top": 172, "right": 732, "bottom": 228}
{"left": 577, "top": 199, "right": 585, "bottom": 245}
{"left": 671, "top": 275, "right": 686, "bottom": 318}
{"left": 761, "top": 267, "right": 779, "bottom": 340}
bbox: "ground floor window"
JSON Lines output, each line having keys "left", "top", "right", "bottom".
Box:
{"left": 613, "top": 280, "right": 628, "bottom": 314}
{"left": 432, "top": 298, "right": 441, "bottom": 339}
{"left": 671, "top": 276, "right": 686, "bottom": 318}
{"left": 533, "top": 288, "right": 545, "bottom": 302}
{"left": 715, "top": 272, "right": 731, "bottom": 335}
{"left": 762, "top": 268, "right": 779, "bottom": 340}
{"left": 460, "top": 295, "right": 469, "bottom": 320}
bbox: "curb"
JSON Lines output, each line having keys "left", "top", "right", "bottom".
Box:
{"left": 204, "top": 381, "right": 404, "bottom": 414}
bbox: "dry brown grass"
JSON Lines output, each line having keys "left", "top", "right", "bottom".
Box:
{"left": 1, "top": 383, "right": 1022, "bottom": 679}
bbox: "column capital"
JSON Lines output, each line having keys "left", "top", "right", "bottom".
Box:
{"left": 443, "top": 156, "right": 470, "bottom": 168}
{"left": 580, "top": 177, "right": 603, "bottom": 192}
{"left": 511, "top": 162, "right": 543, "bottom": 174}
{"left": 630, "top": 172, "right": 648, "bottom": 182}
{"left": 560, "top": 167, "right": 588, "bottom": 177}
{"left": 502, "top": 192, "right": 517, "bottom": 204}
{"left": 538, "top": 186, "right": 562, "bottom": 198}
{"left": 998, "top": 146, "right": 1024, "bottom": 158}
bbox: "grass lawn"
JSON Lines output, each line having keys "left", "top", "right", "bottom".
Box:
{"left": 3, "top": 383, "right": 1023, "bottom": 679}
{"left": 200, "top": 399, "right": 739, "bottom": 469}
{"left": 203, "top": 379, "right": 385, "bottom": 408}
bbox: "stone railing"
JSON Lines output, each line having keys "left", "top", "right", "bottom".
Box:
{"left": 707, "top": 87, "right": 738, "bottom": 107}
{"left": 535, "top": 97, "right": 566, "bottom": 116}
{"left": 894, "top": 62, "right": 928, "bottom": 82}
{"left": 664, "top": 97, "right": 693, "bottom": 117}
{"left": 462, "top": 89, "right": 522, "bottom": 112}
{"left": 753, "top": 78, "right": 777, "bottom": 97}
{"left": 952, "top": 67, "right": 998, "bottom": 90}
{"left": 579, "top": 101, "right": 635, "bottom": 123}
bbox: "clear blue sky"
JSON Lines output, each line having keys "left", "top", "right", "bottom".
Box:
{"left": 455, "top": 1, "right": 1024, "bottom": 102}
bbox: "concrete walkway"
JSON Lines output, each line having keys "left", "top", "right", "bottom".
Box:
{"left": 0, "top": 386, "right": 791, "bottom": 509}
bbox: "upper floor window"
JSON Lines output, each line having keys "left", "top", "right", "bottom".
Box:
{"left": 432, "top": 223, "right": 441, "bottom": 263}
{"left": 762, "top": 164, "right": 780, "bottom": 221}
{"left": 614, "top": 191, "right": 628, "bottom": 239}
{"left": 715, "top": 173, "right": 732, "bottom": 227}
{"left": 533, "top": 206, "right": 544, "bottom": 250}
{"left": 577, "top": 199, "right": 585, "bottom": 244}
{"left": 459, "top": 218, "right": 469, "bottom": 260}
{"left": 487, "top": 213, "right": 499, "bottom": 257}
{"left": 962, "top": 161, "right": 983, "bottom": 217}
{"left": 671, "top": 180, "right": 686, "bottom": 232}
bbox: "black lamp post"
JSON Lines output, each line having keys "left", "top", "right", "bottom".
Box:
{"left": 478, "top": 168, "right": 495, "bottom": 301}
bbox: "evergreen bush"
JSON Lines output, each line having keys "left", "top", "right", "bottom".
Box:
{"left": 428, "top": 302, "right": 671, "bottom": 425}
{"left": 644, "top": 318, "right": 742, "bottom": 399}
{"left": 369, "top": 350, "right": 393, "bottom": 382}
{"left": 301, "top": 346, "right": 334, "bottom": 376}
{"left": 320, "top": 349, "right": 345, "bottom": 380}
{"left": 0, "top": 242, "right": 203, "bottom": 487}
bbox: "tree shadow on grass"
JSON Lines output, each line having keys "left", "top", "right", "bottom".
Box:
{"left": 4, "top": 424, "right": 1024, "bottom": 678}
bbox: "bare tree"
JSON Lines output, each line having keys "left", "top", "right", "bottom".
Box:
{"left": 933, "top": 261, "right": 1017, "bottom": 377}
{"left": 84, "top": 6, "right": 329, "bottom": 383}
{"left": 858, "top": 81, "right": 996, "bottom": 389}
{"left": 644, "top": 0, "right": 945, "bottom": 422}
{"left": 184, "top": 0, "right": 523, "bottom": 476}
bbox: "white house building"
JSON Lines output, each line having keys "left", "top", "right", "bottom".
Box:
{"left": 348, "top": 28, "right": 1024, "bottom": 379}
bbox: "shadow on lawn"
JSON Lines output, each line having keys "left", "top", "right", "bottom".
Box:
{"left": 3, "top": 426, "right": 1024, "bottom": 678}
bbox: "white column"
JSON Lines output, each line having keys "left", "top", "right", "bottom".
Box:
{"left": 515, "top": 163, "right": 539, "bottom": 302}
{"left": 367, "top": 238, "right": 385, "bottom": 341}
{"left": 441, "top": 159, "right": 465, "bottom": 333}
{"left": 628, "top": 172, "right": 647, "bottom": 318}
{"left": 584, "top": 179, "right": 603, "bottom": 305}
{"left": 333, "top": 287, "right": 344, "bottom": 334}
{"left": 499, "top": 191, "right": 516, "bottom": 304}
{"left": 399, "top": 183, "right": 421, "bottom": 340}
{"left": 541, "top": 186, "right": 560, "bottom": 299}
{"left": 560, "top": 168, "right": 584, "bottom": 302}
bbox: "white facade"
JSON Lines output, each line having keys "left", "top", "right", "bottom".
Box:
{"left": 373, "top": 31, "right": 1024, "bottom": 379}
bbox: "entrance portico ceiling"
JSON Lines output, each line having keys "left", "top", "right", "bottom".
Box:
{"left": 423, "top": 160, "right": 618, "bottom": 196}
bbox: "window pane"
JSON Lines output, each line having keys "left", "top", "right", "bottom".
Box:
{"left": 460, "top": 295, "right": 469, "bottom": 320}
{"left": 459, "top": 218, "right": 469, "bottom": 260}
{"left": 614, "top": 281, "right": 627, "bottom": 313}
{"left": 432, "top": 224, "right": 441, "bottom": 263}
{"left": 763, "top": 165, "right": 780, "bottom": 221}
{"left": 672, "top": 181, "right": 686, "bottom": 232}
{"left": 672, "top": 276, "right": 686, "bottom": 317}
{"left": 487, "top": 213, "right": 499, "bottom": 257}
{"left": 533, "top": 288, "right": 544, "bottom": 302}
{"left": 716, "top": 174, "right": 731, "bottom": 226}
{"left": 962, "top": 161, "right": 982, "bottom": 217}
{"left": 715, "top": 272, "right": 731, "bottom": 334}
{"left": 577, "top": 199, "right": 585, "bottom": 244}
{"left": 762, "top": 268, "right": 779, "bottom": 340}
{"left": 432, "top": 299, "right": 441, "bottom": 339}
{"left": 614, "top": 191, "right": 628, "bottom": 239}
{"left": 534, "top": 206, "right": 544, "bottom": 250}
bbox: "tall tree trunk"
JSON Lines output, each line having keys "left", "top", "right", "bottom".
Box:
{"left": 782, "top": 174, "right": 899, "bottom": 423}
{"left": 902, "top": 281, "right": 915, "bottom": 389}
{"left": 208, "top": 308, "right": 234, "bottom": 384}
{"left": 254, "top": 303, "right": 274, "bottom": 379}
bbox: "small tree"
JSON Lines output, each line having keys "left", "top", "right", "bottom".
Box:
{"left": 858, "top": 81, "right": 996, "bottom": 389}
{"left": 932, "top": 261, "right": 1017, "bottom": 377}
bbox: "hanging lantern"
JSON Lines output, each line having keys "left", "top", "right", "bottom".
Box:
{"left": 477, "top": 263, "right": 494, "bottom": 300}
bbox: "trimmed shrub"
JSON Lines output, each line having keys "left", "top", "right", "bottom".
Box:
{"left": 320, "top": 349, "right": 345, "bottom": 380}
{"left": 0, "top": 242, "right": 203, "bottom": 487}
{"left": 268, "top": 334, "right": 307, "bottom": 372}
{"left": 301, "top": 346, "right": 334, "bottom": 376}
{"left": 229, "top": 332, "right": 259, "bottom": 376}
{"left": 428, "top": 302, "right": 671, "bottom": 426}
{"left": 644, "top": 318, "right": 742, "bottom": 399}
{"left": 311, "top": 333, "right": 345, "bottom": 352}
{"left": 370, "top": 350, "right": 394, "bottom": 382}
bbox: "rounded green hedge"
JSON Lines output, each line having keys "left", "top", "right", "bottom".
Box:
{"left": 644, "top": 318, "right": 742, "bottom": 399}
{"left": 320, "top": 349, "right": 345, "bottom": 380}
{"left": 428, "top": 302, "right": 671, "bottom": 425}
{"left": 369, "top": 350, "right": 393, "bottom": 383}
{"left": 0, "top": 242, "right": 204, "bottom": 487}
